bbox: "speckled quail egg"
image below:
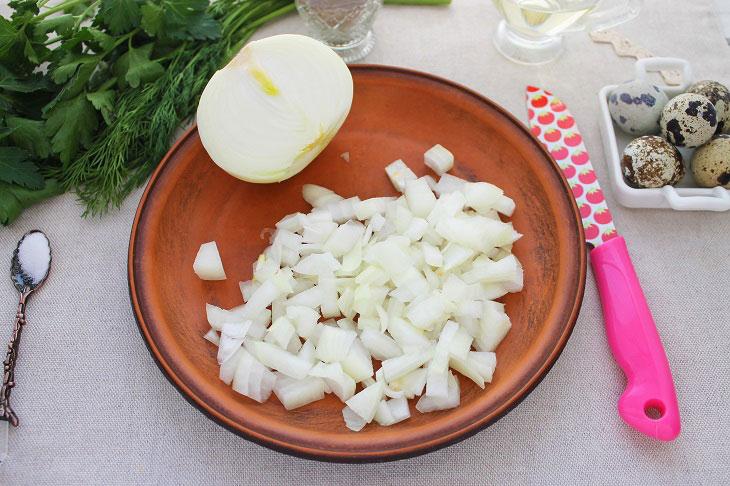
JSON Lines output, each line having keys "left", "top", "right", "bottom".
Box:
{"left": 621, "top": 135, "right": 685, "bottom": 188}
{"left": 660, "top": 93, "right": 718, "bottom": 147}
{"left": 608, "top": 79, "right": 668, "bottom": 135}
{"left": 687, "top": 80, "right": 730, "bottom": 134}
{"left": 691, "top": 134, "right": 730, "bottom": 188}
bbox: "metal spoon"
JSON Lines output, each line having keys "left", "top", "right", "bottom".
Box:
{"left": 0, "top": 230, "right": 52, "bottom": 462}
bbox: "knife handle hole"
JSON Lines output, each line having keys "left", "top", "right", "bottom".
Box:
{"left": 644, "top": 399, "right": 665, "bottom": 420}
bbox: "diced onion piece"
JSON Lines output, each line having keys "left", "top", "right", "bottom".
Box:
{"left": 193, "top": 241, "right": 226, "bottom": 280}
{"left": 206, "top": 303, "right": 240, "bottom": 331}
{"left": 340, "top": 152, "right": 350, "bottom": 162}
{"left": 360, "top": 328, "right": 403, "bottom": 360}
{"left": 274, "top": 374, "right": 327, "bottom": 410}
{"left": 342, "top": 405, "right": 367, "bottom": 432}
{"left": 265, "top": 316, "right": 296, "bottom": 349}
{"left": 474, "top": 302, "right": 512, "bottom": 352}
{"left": 385, "top": 159, "right": 417, "bottom": 193}
{"left": 276, "top": 212, "right": 306, "bottom": 233}
{"left": 316, "top": 196, "right": 360, "bottom": 224}
{"left": 217, "top": 321, "right": 253, "bottom": 364}
{"left": 424, "top": 144, "right": 454, "bottom": 176}
{"left": 293, "top": 253, "right": 340, "bottom": 275}
{"left": 403, "top": 217, "right": 428, "bottom": 241}
{"left": 354, "top": 197, "right": 395, "bottom": 220}
{"left": 381, "top": 348, "right": 434, "bottom": 382}
{"left": 441, "top": 244, "right": 476, "bottom": 272}
{"left": 309, "top": 361, "right": 356, "bottom": 402}
{"left": 405, "top": 178, "right": 437, "bottom": 218}
{"left": 196, "top": 34, "right": 353, "bottom": 183}
{"left": 297, "top": 340, "right": 317, "bottom": 364}
{"left": 239, "top": 280, "right": 260, "bottom": 302}
{"left": 239, "top": 279, "right": 282, "bottom": 319}
{"left": 337, "top": 286, "right": 355, "bottom": 319}
{"left": 426, "top": 321, "right": 459, "bottom": 398}
{"left": 374, "top": 396, "right": 411, "bottom": 426}
{"left": 248, "top": 310, "right": 271, "bottom": 339}
{"left": 232, "top": 348, "right": 276, "bottom": 403}
{"left": 318, "top": 272, "right": 339, "bottom": 318}
{"left": 463, "top": 182, "right": 503, "bottom": 214}
{"left": 219, "top": 347, "right": 245, "bottom": 385}
{"left": 434, "top": 173, "right": 467, "bottom": 196}
{"left": 286, "top": 285, "right": 322, "bottom": 309}
{"left": 435, "top": 214, "right": 513, "bottom": 253}
{"left": 462, "top": 254, "right": 522, "bottom": 285}
{"left": 495, "top": 195, "right": 516, "bottom": 217}
{"left": 468, "top": 351, "right": 497, "bottom": 383}
{"left": 323, "top": 220, "right": 365, "bottom": 257}
{"left": 315, "top": 326, "right": 357, "bottom": 362}
{"left": 340, "top": 241, "right": 363, "bottom": 274}
{"left": 302, "top": 184, "right": 343, "bottom": 208}
{"left": 449, "top": 326, "right": 473, "bottom": 361}
{"left": 345, "top": 381, "right": 385, "bottom": 423}
{"left": 449, "top": 354, "right": 485, "bottom": 388}
{"left": 302, "top": 221, "right": 337, "bottom": 245}
{"left": 406, "top": 293, "right": 447, "bottom": 331}
{"left": 369, "top": 239, "right": 413, "bottom": 277}
{"left": 416, "top": 371, "right": 460, "bottom": 413}
{"left": 387, "top": 317, "right": 432, "bottom": 352}
{"left": 420, "top": 242, "right": 443, "bottom": 267}
{"left": 396, "top": 367, "right": 428, "bottom": 398}
{"left": 203, "top": 329, "right": 221, "bottom": 346}
{"left": 246, "top": 341, "right": 313, "bottom": 379}
{"left": 340, "top": 338, "right": 374, "bottom": 382}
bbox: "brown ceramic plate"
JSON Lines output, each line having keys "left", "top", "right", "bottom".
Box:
{"left": 129, "top": 65, "right": 586, "bottom": 462}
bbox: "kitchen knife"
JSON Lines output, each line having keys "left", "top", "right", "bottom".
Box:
{"left": 525, "top": 86, "right": 681, "bottom": 441}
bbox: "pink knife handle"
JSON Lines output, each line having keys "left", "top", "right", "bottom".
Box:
{"left": 590, "top": 237, "right": 680, "bottom": 441}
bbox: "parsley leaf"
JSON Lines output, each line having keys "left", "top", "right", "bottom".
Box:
{"left": 0, "top": 15, "right": 49, "bottom": 68}
{"left": 33, "top": 14, "right": 75, "bottom": 37}
{"left": 97, "top": 0, "right": 143, "bottom": 35}
{"left": 0, "top": 179, "right": 62, "bottom": 226}
{"left": 44, "top": 94, "right": 99, "bottom": 164}
{"left": 0, "top": 126, "right": 15, "bottom": 139}
{"left": 0, "top": 65, "right": 48, "bottom": 92}
{"left": 0, "top": 146, "right": 44, "bottom": 189}
{"left": 7, "top": 0, "right": 39, "bottom": 20}
{"left": 141, "top": 0, "right": 221, "bottom": 41}
{"left": 51, "top": 51, "right": 102, "bottom": 84}
{"left": 5, "top": 116, "right": 52, "bottom": 158}
{"left": 86, "top": 89, "right": 116, "bottom": 125}
{"left": 113, "top": 43, "right": 163, "bottom": 88}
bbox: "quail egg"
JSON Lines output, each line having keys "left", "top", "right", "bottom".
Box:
{"left": 686, "top": 80, "right": 730, "bottom": 134}
{"left": 691, "top": 134, "right": 730, "bottom": 188}
{"left": 621, "top": 135, "right": 685, "bottom": 188}
{"left": 608, "top": 79, "right": 668, "bottom": 135}
{"left": 660, "top": 93, "right": 718, "bottom": 147}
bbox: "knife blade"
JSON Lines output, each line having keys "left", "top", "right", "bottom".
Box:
{"left": 526, "top": 86, "right": 681, "bottom": 441}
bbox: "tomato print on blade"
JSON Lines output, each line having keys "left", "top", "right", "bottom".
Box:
{"left": 526, "top": 85, "right": 617, "bottom": 248}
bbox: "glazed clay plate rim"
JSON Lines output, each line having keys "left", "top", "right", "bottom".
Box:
{"left": 129, "top": 64, "right": 586, "bottom": 462}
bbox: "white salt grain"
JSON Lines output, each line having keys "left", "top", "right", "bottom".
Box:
{"left": 18, "top": 232, "right": 51, "bottom": 284}
{"left": 340, "top": 152, "right": 350, "bottom": 163}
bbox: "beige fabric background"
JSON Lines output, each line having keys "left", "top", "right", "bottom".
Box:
{"left": 1, "top": 0, "right": 730, "bottom": 484}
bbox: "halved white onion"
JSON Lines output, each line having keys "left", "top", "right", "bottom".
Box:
{"left": 197, "top": 34, "right": 353, "bottom": 183}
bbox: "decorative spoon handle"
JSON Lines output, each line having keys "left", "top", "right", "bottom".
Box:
{"left": 0, "top": 292, "right": 28, "bottom": 427}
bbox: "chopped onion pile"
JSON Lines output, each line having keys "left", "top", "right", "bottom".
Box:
{"left": 196, "top": 145, "right": 523, "bottom": 431}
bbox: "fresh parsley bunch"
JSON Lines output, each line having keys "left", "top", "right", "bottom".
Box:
{"left": 0, "top": 0, "right": 295, "bottom": 225}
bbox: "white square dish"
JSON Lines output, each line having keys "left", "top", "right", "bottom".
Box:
{"left": 598, "top": 57, "right": 730, "bottom": 211}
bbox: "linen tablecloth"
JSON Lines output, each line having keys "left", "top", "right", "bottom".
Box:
{"left": 1, "top": 0, "right": 729, "bottom": 484}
